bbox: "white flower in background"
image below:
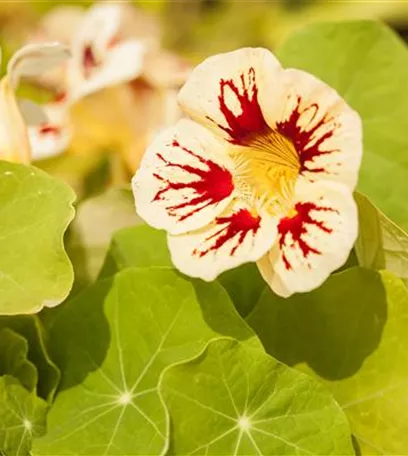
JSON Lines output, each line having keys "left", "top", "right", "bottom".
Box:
{"left": 66, "top": 3, "right": 146, "bottom": 101}
{"left": 0, "top": 43, "right": 69, "bottom": 163}
{"left": 132, "top": 48, "right": 362, "bottom": 297}
{"left": 27, "top": 2, "right": 189, "bottom": 168}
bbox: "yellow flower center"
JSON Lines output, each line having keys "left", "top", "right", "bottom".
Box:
{"left": 231, "top": 130, "right": 300, "bottom": 215}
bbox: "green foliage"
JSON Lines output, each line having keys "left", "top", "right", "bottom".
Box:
{"left": 33, "top": 268, "right": 254, "bottom": 454}
{"left": 0, "top": 161, "right": 75, "bottom": 315}
{"left": 278, "top": 21, "right": 408, "bottom": 230}
{"left": 0, "top": 376, "right": 47, "bottom": 456}
{"left": 246, "top": 268, "right": 408, "bottom": 455}
{"left": 1, "top": 15, "right": 408, "bottom": 456}
{"left": 162, "top": 338, "right": 354, "bottom": 455}
{"left": 355, "top": 192, "right": 408, "bottom": 286}
{"left": 67, "top": 187, "right": 142, "bottom": 292}
{"left": 0, "top": 315, "right": 60, "bottom": 403}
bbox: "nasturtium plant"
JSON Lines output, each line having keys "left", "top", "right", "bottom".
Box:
{"left": 0, "top": 328, "right": 37, "bottom": 392}
{"left": 0, "top": 161, "right": 75, "bottom": 315}
{"left": 0, "top": 376, "right": 47, "bottom": 456}
{"left": 100, "top": 224, "right": 172, "bottom": 279}
{"left": 1, "top": 8, "right": 408, "bottom": 456}
{"left": 246, "top": 268, "right": 408, "bottom": 455}
{"left": 277, "top": 20, "right": 408, "bottom": 231}
{"left": 355, "top": 192, "right": 408, "bottom": 287}
{"left": 161, "top": 338, "right": 354, "bottom": 456}
{"left": 33, "top": 267, "right": 255, "bottom": 455}
{"left": 0, "top": 315, "right": 60, "bottom": 403}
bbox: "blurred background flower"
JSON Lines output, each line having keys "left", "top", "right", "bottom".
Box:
{"left": 1, "top": 0, "right": 408, "bottom": 198}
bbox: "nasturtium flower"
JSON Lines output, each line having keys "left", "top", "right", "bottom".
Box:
{"left": 0, "top": 43, "right": 69, "bottom": 164}
{"left": 132, "top": 48, "right": 362, "bottom": 297}
{"left": 27, "top": 2, "right": 189, "bottom": 171}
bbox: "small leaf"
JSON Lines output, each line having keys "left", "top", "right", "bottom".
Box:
{"left": 0, "top": 376, "right": 47, "bottom": 456}
{"left": 278, "top": 21, "right": 408, "bottom": 230}
{"left": 0, "top": 161, "right": 75, "bottom": 315}
{"left": 355, "top": 192, "right": 408, "bottom": 286}
{"left": 33, "top": 268, "right": 254, "bottom": 455}
{"left": 354, "top": 193, "right": 385, "bottom": 270}
{"left": 99, "top": 225, "right": 172, "bottom": 278}
{"left": 0, "top": 328, "right": 37, "bottom": 392}
{"left": 161, "top": 338, "right": 354, "bottom": 456}
{"left": 0, "top": 315, "right": 60, "bottom": 403}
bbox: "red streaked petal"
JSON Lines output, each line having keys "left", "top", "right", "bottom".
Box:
{"left": 258, "top": 179, "right": 358, "bottom": 297}
{"left": 28, "top": 102, "right": 71, "bottom": 161}
{"left": 168, "top": 202, "right": 278, "bottom": 281}
{"left": 178, "top": 48, "right": 281, "bottom": 145}
{"left": 133, "top": 119, "right": 235, "bottom": 235}
{"left": 263, "top": 69, "right": 362, "bottom": 191}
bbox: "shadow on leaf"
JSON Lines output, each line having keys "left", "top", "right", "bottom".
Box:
{"left": 247, "top": 267, "right": 387, "bottom": 380}
{"left": 45, "top": 278, "right": 113, "bottom": 391}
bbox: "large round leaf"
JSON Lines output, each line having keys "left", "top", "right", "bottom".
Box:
{"left": 161, "top": 338, "right": 354, "bottom": 455}
{"left": 247, "top": 268, "right": 408, "bottom": 455}
{"left": 33, "top": 268, "right": 254, "bottom": 455}
{"left": 277, "top": 21, "right": 408, "bottom": 230}
{"left": 0, "top": 161, "right": 75, "bottom": 315}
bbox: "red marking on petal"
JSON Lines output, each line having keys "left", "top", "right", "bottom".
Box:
{"left": 207, "top": 67, "right": 269, "bottom": 145}
{"left": 54, "top": 92, "right": 67, "bottom": 103}
{"left": 107, "top": 34, "right": 120, "bottom": 50}
{"left": 83, "top": 44, "right": 98, "bottom": 79}
{"left": 39, "top": 124, "right": 60, "bottom": 136}
{"left": 277, "top": 97, "right": 338, "bottom": 174}
{"left": 278, "top": 202, "right": 337, "bottom": 270}
{"left": 153, "top": 140, "right": 234, "bottom": 221}
{"left": 194, "top": 209, "right": 261, "bottom": 257}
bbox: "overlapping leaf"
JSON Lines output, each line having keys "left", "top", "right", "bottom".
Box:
{"left": 247, "top": 267, "right": 408, "bottom": 454}
{"left": 161, "top": 338, "right": 354, "bottom": 456}
{"left": 0, "top": 161, "right": 75, "bottom": 315}
{"left": 0, "top": 376, "right": 47, "bottom": 456}
{"left": 33, "top": 268, "right": 254, "bottom": 455}
{"left": 0, "top": 328, "right": 37, "bottom": 393}
{"left": 355, "top": 193, "right": 408, "bottom": 286}
{"left": 0, "top": 316, "right": 60, "bottom": 402}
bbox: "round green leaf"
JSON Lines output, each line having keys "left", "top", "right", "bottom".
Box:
{"left": 0, "top": 328, "right": 37, "bottom": 392}
{"left": 0, "top": 316, "right": 60, "bottom": 403}
{"left": 161, "top": 338, "right": 354, "bottom": 456}
{"left": 0, "top": 161, "right": 75, "bottom": 315}
{"left": 0, "top": 376, "right": 47, "bottom": 456}
{"left": 33, "top": 268, "right": 254, "bottom": 455}
{"left": 277, "top": 21, "right": 408, "bottom": 230}
{"left": 247, "top": 268, "right": 408, "bottom": 454}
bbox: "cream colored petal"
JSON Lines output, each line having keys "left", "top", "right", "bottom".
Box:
{"left": 8, "top": 43, "right": 70, "bottom": 89}
{"left": 0, "top": 78, "right": 31, "bottom": 163}
{"left": 69, "top": 41, "right": 146, "bottom": 101}
{"left": 142, "top": 50, "right": 191, "bottom": 89}
{"left": 258, "top": 179, "right": 358, "bottom": 297}
{"left": 178, "top": 47, "right": 282, "bottom": 144}
{"left": 168, "top": 200, "right": 277, "bottom": 281}
{"left": 29, "top": 101, "right": 72, "bottom": 161}
{"left": 133, "top": 119, "right": 235, "bottom": 235}
{"left": 261, "top": 68, "right": 362, "bottom": 191}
